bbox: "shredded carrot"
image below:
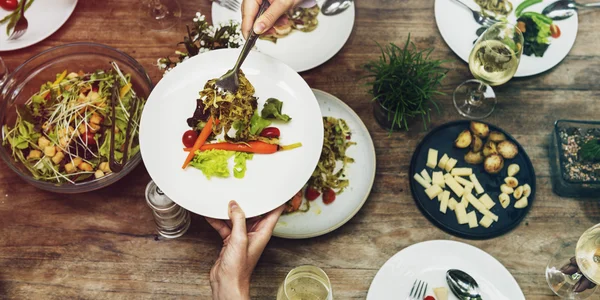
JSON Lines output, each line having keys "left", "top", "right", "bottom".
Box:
{"left": 182, "top": 117, "right": 215, "bottom": 169}
{"left": 199, "top": 141, "right": 278, "bottom": 154}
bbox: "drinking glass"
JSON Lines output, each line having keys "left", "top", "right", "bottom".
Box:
{"left": 0, "top": 57, "right": 7, "bottom": 88}
{"left": 277, "top": 265, "right": 333, "bottom": 300}
{"left": 453, "top": 22, "right": 524, "bottom": 119}
{"left": 546, "top": 224, "right": 600, "bottom": 299}
{"left": 139, "top": 0, "right": 181, "bottom": 31}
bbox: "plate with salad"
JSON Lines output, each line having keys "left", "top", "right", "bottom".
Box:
{"left": 0, "top": 0, "right": 78, "bottom": 51}
{"left": 273, "top": 89, "right": 376, "bottom": 239}
{"left": 211, "top": 0, "right": 355, "bottom": 72}
{"left": 435, "top": 0, "right": 578, "bottom": 77}
{"left": 139, "top": 48, "right": 323, "bottom": 219}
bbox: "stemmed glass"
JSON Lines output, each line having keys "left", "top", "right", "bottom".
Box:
{"left": 276, "top": 265, "right": 333, "bottom": 300}
{"left": 0, "top": 57, "right": 7, "bottom": 88}
{"left": 453, "top": 22, "right": 524, "bottom": 119}
{"left": 139, "top": 0, "right": 182, "bottom": 31}
{"left": 546, "top": 224, "right": 600, "bottom": 299}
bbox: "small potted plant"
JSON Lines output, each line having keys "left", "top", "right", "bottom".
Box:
{"left": 364, "top": 34, "right": 449, "bottom": 132}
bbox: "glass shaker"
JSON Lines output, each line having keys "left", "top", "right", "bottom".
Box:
{"left": 145, "top": 180, "right": 191, "bottom": 238}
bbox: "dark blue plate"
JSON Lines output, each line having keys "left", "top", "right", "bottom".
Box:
{"left": 409, "top": 120, "right": 536, "bottom": 240}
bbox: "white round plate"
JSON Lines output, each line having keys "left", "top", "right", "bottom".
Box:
{"left": 367, "top": 240, "right": 525, "bottom": 300}
{"left": 211, "top": 0, "right": 355, "bottom": 72}
{"left": 434, "top": 0, "right": 578, "bottom": 77}
{"left": 273, "top": 89, "right": 376, "bottom": 239}
{"left": 139, "top": 48, "right": 323, "bottom": 219}
{"left": 0, "top": 0, "right": 78, "bottom": 52}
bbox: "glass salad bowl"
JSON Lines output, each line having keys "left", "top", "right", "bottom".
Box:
{"left": 0, "top": 43, "right": 153, "bottom": 193}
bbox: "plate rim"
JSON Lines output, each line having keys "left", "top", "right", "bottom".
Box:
{"left": 272, "top": 88, "right": 377, "bottom": 239}
{"left": 408, "top": 120, "right": 537, "bottom": 240}
{"left": 0, "top": 0, "right": 79, "bottom": 52}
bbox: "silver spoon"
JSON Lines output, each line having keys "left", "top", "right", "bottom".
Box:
{"left": 321, "top": 0, "right": 353, "bottom": 16}
{"left": 542, "top": 0, "right": 600, "bottom": 20}
{"left": 446, "top": 269, "right": 483, "bottom": 300}
{"left": 214, "top": 1, "right": 269, "bottom": 94}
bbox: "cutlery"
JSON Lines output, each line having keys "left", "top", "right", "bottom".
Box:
{"left": 542, "top": 0, "right": 600, "bottom": 20}
{"left": 321, "top": 0, "right": 353, "bottom": 16}
{"left": 452, "top": 0, "right": 498, "bottom": 27}
{"left": 213, "top": 0, "right": 240, "bottom": 12}
{"left": 407, "top": 279, "right": 428, "bottom": 300}
{"left": 446, "top": 269, "right": 483, "bottom": 300}
{"left": 8, "top": 0, "right": 29, "bottom": 40}
{"left": 214, "top": 0, "right": 269, "bottom": 94}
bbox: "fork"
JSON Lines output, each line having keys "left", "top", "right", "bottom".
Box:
{"left": 213, "top": 0, "right": 241, "bottom": 12}
{"left": 8, "top": 0, "right": 29, "bottom": 40}
{"left": 452, "top": 0, "right": 498, "bottom": 27}
{"left": 407, "top": 279, "right": 428, "bottom": 300}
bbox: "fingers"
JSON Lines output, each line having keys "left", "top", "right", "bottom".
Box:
{"left": 241, "top": 0, "right": 262, "bottom": 39}
{"left": 254, "top": 0, "right": 295, "bottom": 35}
{"left": 205, "top": 217, "right": 231, "bottom": 240}
{"left": 247, "top": 205, "right": 285, "bottom": 257}
{"left": 228, "top": 200, "right": 248, "bottom": 245}
{"left": 258, "top": 204, "right": 286, "bottom": 232}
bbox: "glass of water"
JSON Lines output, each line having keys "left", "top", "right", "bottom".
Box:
{"left": 277, "top": 265, "right": 333, "bottom": 300}
{"left": 0, "top": 57, "right": 8, "bottom": 88}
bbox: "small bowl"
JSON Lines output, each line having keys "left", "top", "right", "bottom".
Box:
{"left": 0, "top": 42, "right": 153, "bottom": 193}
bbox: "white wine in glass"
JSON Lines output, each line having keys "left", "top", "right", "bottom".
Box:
{"left": 277, "top": 265, "right": 332, "bottom": 300}
{"left": 453, "top": 22, "right": 524, "bottom": 119}
{"left": 576, "top": 224, "right": 600, "bottom": 284}
{"left": 139, "top": 0, "right": 181, "bottom": 31}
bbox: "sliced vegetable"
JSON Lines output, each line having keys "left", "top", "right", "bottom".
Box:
{"left": 182, "top": 117, "right": 214, "bottom": 169}
{"left": 233, "top": 152, "right": 253, "bottom": 178}
{"left": 261, "top": 98, "right": 291, "bottom": 122}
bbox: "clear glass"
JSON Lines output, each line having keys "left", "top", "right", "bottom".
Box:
{"left": 453, "top": 22, "right": 524, "bottom": 119}
{"left": 139, "top": 0, "right": 182, "bottom": 31}
{"left": 277, "top": 265, "right": 333, "bottom": 300}
{"left": 546, "top": 225, "right": 600, "bottom": 299}
{"left": 0, "top": 57, "right": 7, "bottom": 88}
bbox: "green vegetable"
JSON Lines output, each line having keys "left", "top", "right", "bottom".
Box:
{"left": 518, "top": 14, "right": 552, "bottom": 57}
{"left": 521, "top": 12, "right": 553, "bottom": 25}
{"left": 580, "top": 139, "right": 600, "bottom": 162}
{"left": 261, "top": 98, "right": 291, "bottom": 122}
{"left": 515, "top": 0, "right": 542, "bottom": 17}
{"left": 1, "top": 0, "right": 35, "bottom": 35}
{"left": 233, "top": 152, "right": 253, "bottom": 178}
{"left": 189, "top": 150, "right": 234, "bottom": 179}
{"left": 249, "top": 110, "right": 271, "bottom": 135}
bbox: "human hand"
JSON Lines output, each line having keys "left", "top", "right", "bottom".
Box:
{"left": 241, "top": 0, "right": 303, "bottom": 39}
{"left": 206, "top": 201, "right": 285, "bottom": 300}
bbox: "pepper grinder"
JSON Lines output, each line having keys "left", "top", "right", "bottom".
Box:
{"left": 145, "top": 180, "right": 191, "bottom": 238}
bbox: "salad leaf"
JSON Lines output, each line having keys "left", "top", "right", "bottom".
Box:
{"left": 233, "top": 152, "right": 253, "bottom": 179}
{"left": 189, "top": 149, "right": 234, "bottom": 179}
{"left": 250, "top": 110, "right": 271, "bottom": 135}
{"left": 261, "top": 98, "right": 291, "bottom": 122}
{"left": 518, "top": 13, "right": 552, "bottom": 57}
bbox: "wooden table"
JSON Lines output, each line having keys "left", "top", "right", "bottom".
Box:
{"left": 1, "top": 0, "right": 599, "bottom": 299}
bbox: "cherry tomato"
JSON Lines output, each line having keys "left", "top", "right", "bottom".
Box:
{"left": 0, "top": 0, "right": 18, "bottom": 11}
{"left": 182, "top": 130, "right": 198, "bottom": 148}
{"left": 550, "top": 24, "right": 561, "bottom": 38}
{"left": 424, "top": 296, "right": 436, "bottom": 300}
{"left": 305, "top": 187, "right": 321, "bottom": 201}
{"left": 259, "top": 127, "right": 280, "bottom": 139}
{"left": 322, "top": 188, "right": 336, "bottom": 204}
{"left": 83, "top": 132, "right": 96, "bottom": 146}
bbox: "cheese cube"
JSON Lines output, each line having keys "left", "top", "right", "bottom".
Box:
{"left": 432, "top": 171, "right": 445, "bottom": 188}
{"left": 438, "top": 154, "right": 450, "bottom": 169}
{"left": 444, "top": 158, "right": 458, "bottom": 172}
{"left": 454, "top": 176, "right": 473, "bottom": 188}
{"left": 460, "top": 195, "right": 470, "bottom": 208}
{"left": 426, "top": 149, "right": 438, "bottom": 169}
{"left": 467, "top": 211, "right": 478, "bottom": 228}
{"left": 444, "top": 175, "right": 464, "bottom": 197}
{"left": 455, "top": 203, "right": 468, "bottom": 224}
{"left": 463, "top": 184, "right": 474, "bottom": 198}
{"left": 480, "top": 215, "right": 494, "bottom": 228}
{"left": 451, "top": 168, "right": 473, "bottom": 177}
{"left": 479, "top": 194, "right": 496, "bottom": 209}
{"left": 425, "top": 185, "right": 443, "bottom": 200}
{"left": 469, "top": 174, "right": 485, "bottom": 195}
{"left": 433, "top": 287, "right": 449, "bottom": 300}
{"left": 482, "top": 209, "right": 499, "bottom": 222}
{"left": 440, "top": 191, "right": 450, "bottom": 214}
{"left": 420, "top": 169, "right": 432, "bottom": 183}
{"left": 467, "top": 194, "right": 486, "bottom": 212}
{"left": 414, "top": 173, "right": 431, "bottom": 189}
{"left": 448, "top": 198, "right": 458, "bottom": 211}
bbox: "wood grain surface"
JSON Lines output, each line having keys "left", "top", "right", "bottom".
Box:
{"left": 1, "top": 0, "right": 599, "bottom": 299}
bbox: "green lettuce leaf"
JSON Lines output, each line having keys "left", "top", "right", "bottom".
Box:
{"left": 261, "top": 98, "right": 291, "bottom": 122}
{"left": 233, "top": 152, "right": 253, "bottom": 179}
{"left": 189, "top": 149, "right": 234, "bottom": 179}
{"left": 250, "top": 110, "right": 271, "bottom": 135}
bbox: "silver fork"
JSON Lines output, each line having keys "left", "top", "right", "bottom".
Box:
{"left": 452, "top": 0, "right": 498, "bottom": 27}
{"left": 213, "top": 0, "right": 241, "bottom": 12}
{"left": 8, "top": 0, "right": 29, "bottom": 40}
{"left": 407, "top": 279, "right": 428, "bottom": 300}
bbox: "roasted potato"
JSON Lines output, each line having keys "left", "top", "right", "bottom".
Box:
{"left": 507, "top": 164, "right": 520, "bottom": 177}
{"left": 470, "top": 121, "right": 490, "bottom": 138}
{"left": 488, "top": 131, "right": 507, "bottom": 143}
{"left": 505, "top": 177, "right": 519, "bottom": 188}
{"left": 454, "top": 129, "right": 472, "bottom": 148}
{"left": 523, "top": 184, "right": 532, "bottom": 198}
{"left": 498, "top": 141, "right": 518, "bottom": 159}
{"left": 464, "top": 151, "right": 485, "bottom": 165}
{"left": 471, "top": 134, "right": 483, "bottom": 152}
{"left": 483, "top": 140, "right": 498, "bottom": 157}
{"left": 484, "top": 154, "right": 504, "bottom": 174}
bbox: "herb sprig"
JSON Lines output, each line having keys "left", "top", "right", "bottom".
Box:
{"left": 364, "top": 34, "right": 450, "bottom": 132}
{"left": 0, "top": 0, "right": 34, "bottom": 36}
{"left": 580, "top": 138, "right": 600, "bottom": 162}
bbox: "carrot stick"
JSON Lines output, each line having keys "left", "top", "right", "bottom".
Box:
{"left": 182, "top": 117, "right": 215, "bottom": 169}
{"left": 183, "top": 142, "right": 303, "bottom": 153}
{"left": 199, "top": 141, "right": 278, "bottom": 154}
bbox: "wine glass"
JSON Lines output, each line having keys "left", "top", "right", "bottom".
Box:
{"left": 0, "top": 57, "right": 7, "bottom": 87}
{"left": 546, "top": 224, "right": 600, "bottom": 299}
{"left": 276, "top": 265, "right": 333, "bottom": 300}
{"left": 139, "top": 0, "right": 181, "bottom": 31}
{"left": 453, "top": 22, "right": 524, "bottom": 119}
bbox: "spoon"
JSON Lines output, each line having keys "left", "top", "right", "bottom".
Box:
{"left": 321, "top": 0, "right": 353, "bottom": 16}
{"left": 542, "top": 0, "right": 600, "bottom": 20}
{"left": 446, "top": 269, "right": 483, "bottom": 300}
